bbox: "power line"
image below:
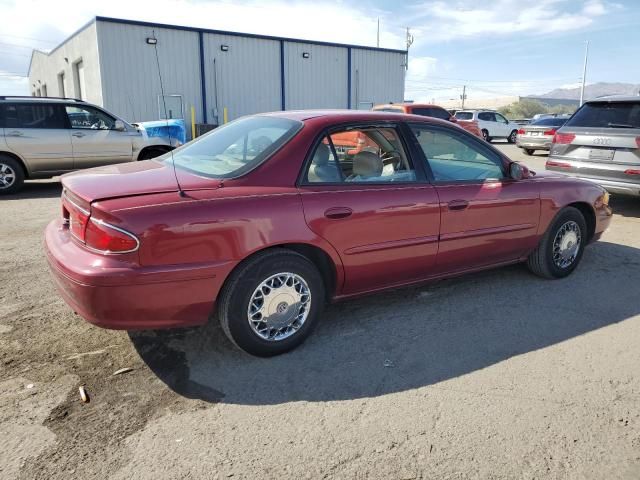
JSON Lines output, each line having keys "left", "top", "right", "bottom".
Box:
{"left": 0, "top": 33, "right": 58, "bottom": 44}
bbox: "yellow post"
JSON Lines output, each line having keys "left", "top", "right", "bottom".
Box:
{"left": 223, "top": 107, "right": 228, "bottom": 124}
{"left": 191, "top": 105, "right": 196, "bottom": 140}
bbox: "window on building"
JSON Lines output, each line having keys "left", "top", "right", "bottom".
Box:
{"left": 73, "top": 60, "right": 86, "bottom": 100}
{"left": 58, "top": 72, "right": 66, "bottom": 97}
{"left": 36, "top": 88, "right": 41, "bottom": 97}
{"left": 41, "top": 84, "right": 47, "bottom": 97}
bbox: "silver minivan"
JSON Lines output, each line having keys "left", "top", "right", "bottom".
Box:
{"left": 547, "top": 96, "right": 640, "bottom": 197}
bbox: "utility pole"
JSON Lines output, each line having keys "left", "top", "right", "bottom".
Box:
{"left": 404, "top": 27, "right": 414, "bottom": 71}
{"left": 377, "top": 18, "right": 380, "bottom": 48}
{"left": 460, "top": 85, "right": 467, "bottom": 109}
{"left": 579, "top": 41, "right": 589, "bottom": 107}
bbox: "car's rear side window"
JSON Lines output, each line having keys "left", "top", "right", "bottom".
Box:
{"left": 455, "top": 111, "right": 474, "bottom": 120}
{"left": 167, "top": 116, "right": 302, "bottom": 179}
{"left": 412, "top": 107, "right": 450, "bottom": 120}
{"left": 0, "top": 103, "right": 67, "bottom": 129}
{"left": 565, "top": 102, "right": 640, "bottom": 128}
{"left": 531, "top": 117, "right": 567, "bottom": 127}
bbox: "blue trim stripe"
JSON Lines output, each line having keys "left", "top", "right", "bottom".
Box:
{"left": 347, "top": 47, "right": 352, "bottom": 109}
{"left": 280, "top": 41, "right": 285, "bottom": 111}
{"left": 198, "top": 32, "right": 207, "bottom": 123}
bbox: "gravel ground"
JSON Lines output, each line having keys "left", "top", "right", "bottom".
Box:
{"left": 1, "top": 143, "right": 639, "bottom": 479}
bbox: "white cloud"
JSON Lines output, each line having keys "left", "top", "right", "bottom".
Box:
{"left": 407, "top": 0, "right": 613, "bottom": 44}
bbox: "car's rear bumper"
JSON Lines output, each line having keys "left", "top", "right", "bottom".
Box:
{"left": 516, "top": 137, "right": 552, "bottom": 150}
{"left": 44, "top": 219, "right": 235, "bottom": 330}
{"left": 546, "top": 158, "right": 640, "bottom": 197}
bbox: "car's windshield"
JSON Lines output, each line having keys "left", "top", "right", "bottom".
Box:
{"left": 454, "top": 111, "right": 474, "bottom": 120}
{"left": 165, "top": 116, "right": 302, "bottom": 178}
{"left": 565, "top": 102, "right": 640, "bottom": 129}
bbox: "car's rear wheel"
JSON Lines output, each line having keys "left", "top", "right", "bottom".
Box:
{"left": 481, "top": 129, "right": 491, "bottom": 142}
{"left": 527, "top": 207, "right": 587, "bottom": 279}
{"left": 0, "top": 156, "right": 24, "bottom": 195}
{"left": 218, "top": 249, "right": 325, "bottom": 356}
{"left": 523, "top": 148, "right": 535, "bottom": 156}
{"left": 508, "top": 130, "right": 518, "bottom": 143}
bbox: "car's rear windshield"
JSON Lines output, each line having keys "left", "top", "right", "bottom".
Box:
{"left": 531, "top": 117, "right": 567, "bottom": 127}
{"left": 564, "top": 101, "right": 640, "bottom": 129}
{"left": 454, "top": 111, "right": 473, "bottom": 120}
{"left": 165, "top": 116, "right": 302, "bottom": 178}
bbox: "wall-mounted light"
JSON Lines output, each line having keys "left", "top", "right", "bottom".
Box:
{"left": 302, "top": 52, "right": 310, "bottom": 59}
{"left": 220, "top": 45, "right": 229, "bottom": 52}
{"left": 146, "top": 37, "right": 158, "bottom": 45}
{"left": 64, "top": 57, "right": 69, "bottom": 63}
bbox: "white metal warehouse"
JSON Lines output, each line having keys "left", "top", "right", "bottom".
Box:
{"left": 28, "top": 17, "right": 407, "bottom": 129}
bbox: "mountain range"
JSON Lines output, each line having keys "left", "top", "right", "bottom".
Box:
{"left": 533, "top": 82, "right": 640, "bottom": 100}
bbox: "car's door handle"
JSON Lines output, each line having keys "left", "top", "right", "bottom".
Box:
{"left": 72, "top": 132, "right": 86, "bottom": 138}
{"left": 6, "top": 131, "right": 23, "bottom": 137}
{"left": 324, "top": 207, "right": 353, "bottom": 219}
{"left": 447, "top": 200, "right": 469, "bottom": 211}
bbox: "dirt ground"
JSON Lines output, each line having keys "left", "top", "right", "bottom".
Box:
{"left": 1, "top": 143, "right": 639, "bottom": 479}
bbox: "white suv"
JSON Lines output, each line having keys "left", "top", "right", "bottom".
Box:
{"left": 454, "top": 110, "right": 519, "bottom": 143}
{"left": 0, "top": 96, "right": 180, "bottom": 194}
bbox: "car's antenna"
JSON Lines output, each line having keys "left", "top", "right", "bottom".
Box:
{"left": 151, "top": 29, "right": 186, "bottom": 198}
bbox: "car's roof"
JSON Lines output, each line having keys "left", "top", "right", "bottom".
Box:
{"left": 373, "top": 103, "right": 446, "bottom": 109}
{"left": 586, "top": 95, "right": 640, "bottom": 103}
{"left": 0, "top": 96, "right": 85, "bottom": 104}
{"left": 258, "top": 109, "right": 444, "bottom": 123}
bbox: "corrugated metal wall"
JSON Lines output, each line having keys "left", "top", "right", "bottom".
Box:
{"left": 97, "top": 21, "right": 203, "bottom": 124}
{"left": 283, "top": 42, "right": 348, "bottom": 110}
{"left": 351, "top": 49, "right": 406, "bottom": 109}
{"left": 202, "top": 33, "right": 281, "bottom": 125}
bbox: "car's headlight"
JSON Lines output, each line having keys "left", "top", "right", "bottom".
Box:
{"left": 601, "top": 190, "right": 610, "bottom": 205}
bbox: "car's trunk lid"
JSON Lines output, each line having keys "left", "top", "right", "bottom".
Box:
{"left": 552, "top": 127, "right": 640, "bottom": 165}
{"left": 61, "top": 159, "right": 221, "bottom": 203}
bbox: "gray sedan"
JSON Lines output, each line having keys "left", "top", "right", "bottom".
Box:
{"left": 546, "top": 96, "right": 640, "bottom": 197}
{"left": 516, "top": 116, "right": 570, "bottom": 155}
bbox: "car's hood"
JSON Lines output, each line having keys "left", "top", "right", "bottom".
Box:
{"left": 61, "top": 160, "right": 220, "bottom": 203}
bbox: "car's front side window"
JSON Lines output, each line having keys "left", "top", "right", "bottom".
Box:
{"left": 410, "top": 125, "right": 505, "bottom": 182}
{"left": 305, "top": 127, "right": 416, "bottom": 184}
{"left": 66, "top": 106, "right": 116, "bottom": 130}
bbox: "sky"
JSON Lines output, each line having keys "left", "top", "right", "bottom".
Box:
{"left": 1, "top": 0, "right": 639, "bottom": 103}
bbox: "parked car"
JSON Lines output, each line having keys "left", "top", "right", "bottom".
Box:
{"left": 547, "top": 96, "right": 640, "bottom": 197}
{"left": 516, "top": 116, "right": 570, "bottom": 156}
{"left": 0, "top": 96, "right": 179, "bottom": 194}
{"left": 454, "top": 109, "right": 519, "bottom": 143}
{"left": 45, "top": 110, "right": 612, "bottom": 357}
{"left": 373, "top": 103, "right": 482, "bottom": 138}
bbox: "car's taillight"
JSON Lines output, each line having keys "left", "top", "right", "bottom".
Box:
{"left": 67, "top": 202, "right": 90, "bottom": 242}
{"left": 85, "top": 218, "right": 139, "bottom": 253}
{"left": 517, "top": 129, "right": 525, "bottom": 134}
{"left": 624, "top": 169, "right": 640, "bottom": 176}
{"left": 543, "top": 129, "right": 557, "bottom": 136}
{"left": 636, "top": 136, "right": 640, "bottom": 148}
{"left": 552, "top": 133, "right": 575, "bottom": 144}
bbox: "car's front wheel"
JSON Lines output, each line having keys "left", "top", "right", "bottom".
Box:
{"left": 527, "top": 207, "right": 587, "bottom": 279}
{"left": 508, "top": 130, "right": 518, "bottom": 143}
{"left": 523, "top": 148, "right": 535, "bottom": 156}
{"left": 218, "top": 249, "right": 325, "bottom": 356}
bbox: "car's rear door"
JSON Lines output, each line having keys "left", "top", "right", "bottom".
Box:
{"left": 407, "top": 123, "right": 540, "bottom": 272}
{"left": 1, "top": 102, "right": 73, "bottom": 175}
{"left": 64, "top": 104, "right": 134, "bottom": 169}
{"left": 298, "top": 123, "right": 440, "bottom": 295}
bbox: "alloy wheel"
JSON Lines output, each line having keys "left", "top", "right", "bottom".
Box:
{"left": 0, "top": 163, "right": 16, "bottom": 190}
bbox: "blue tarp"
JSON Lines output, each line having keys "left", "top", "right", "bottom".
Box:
{"left": 140, "top": 119, "right": 187, "bottom": 144}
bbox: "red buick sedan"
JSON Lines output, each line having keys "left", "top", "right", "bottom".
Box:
{"left": 45, "top": 111, "right": 612, "bottom": 356}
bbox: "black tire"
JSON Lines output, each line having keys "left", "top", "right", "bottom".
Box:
{"left": 523, "top": 148, "right": 535, "bottom": 156}
{"left": 218, "top": 249, "right": 325, "bottom": 357}
{"left": 527, "top": 207, "right": 587, "bottom": 279}
{"left": 0, "top": 155, "right": 25, "bottom": 195}
{"left": 138, "top": 147, "right": 169, "bottom": 160}
{"left": 508, "top": 130, "right": 518, "bottom": 143}
{"left": 481, "top": 129, "right": 491, "bottom": 142}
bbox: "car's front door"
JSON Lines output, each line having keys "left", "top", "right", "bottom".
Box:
{"left": 408, "top": 123, "right": 540, "bottom": 273}
{"left": 64, "top": 105, "right": 134, "bottom": 169}
{"left": 1, "top": 102, "right": 73, "bottom": 175}
{"left": 299, "top": 124, "right": 440, "bottom": 295}
{"left": 494, "top": 112, "right": 512, "bottom": 137}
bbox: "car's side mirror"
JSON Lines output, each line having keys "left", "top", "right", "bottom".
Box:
{"left": 114, "top": 120, "right": 126, "bottom": 131}
{"left": 509, "top": 162, "right": 530, "bottom": 180}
